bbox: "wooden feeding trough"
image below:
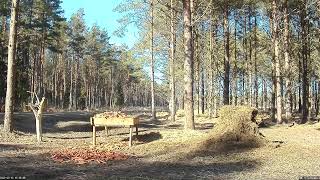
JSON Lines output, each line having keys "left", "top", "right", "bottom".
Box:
{"left": 90, "top": 113, "right": 140, "bottom": 147}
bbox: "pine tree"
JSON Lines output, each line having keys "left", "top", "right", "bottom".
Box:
{"left": 4, "top": 0, "right": 20, "bottom": 132}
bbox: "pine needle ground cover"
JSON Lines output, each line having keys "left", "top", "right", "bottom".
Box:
{"left": 51, "top": 148, "right": 129, "bottom": 164}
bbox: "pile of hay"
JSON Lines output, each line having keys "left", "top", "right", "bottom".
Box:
{"left": 94, "top": 111, "right": 127, "bottom": 118}
{"left": 196, "top": 106, "right": 266, "bottom": 152}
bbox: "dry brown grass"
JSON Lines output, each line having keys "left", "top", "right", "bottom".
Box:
{"left": 1, "top": 110, "right": 320, "bottom": 179}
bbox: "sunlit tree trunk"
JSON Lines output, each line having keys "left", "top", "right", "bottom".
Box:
{"left": 183, "top": 0, "right": 194, "bottom": 130}
{"left": 69, "top": 58, "right": 73, "bottom": 110}
{"left": 243, "top": 15, "right": 248, "bottom": 105}
{"left": 209, "top": 7, "right": 218, "bottom": 117}
{"left": 200, "top": 66, "right": 204, "bottom": 114}
{"left": 301, "top": 0, "right": 309, "bottom": 123}
{"left": 169, "top": 0, "right": 176, "bottom": 121}
{"left": 263, "top": 79, "right": 268, "bottom": 111}
{"left": 195, "top": 33, "right": 200, "bottom": 114}
{"left": 272, "top": 0, "right": 282, "bottom": 123}
{"left": 248, "top": 8, "right": 253, "bottom": 106}
{"left": 254, "top": 13, "right": 258, "bottom": 108}
{"left": 150, "top": 0, "right": 156, "bottom": 120}
{"left": 284, "top": 0, "right": 292, "bottom": 120}
{"left": 269, "top": 13, "right": 276, "bottom": 121}
{"left": 4, "top": 0, "right": 20, "bottom": 132}
{"left": 223, "top": 3, "right": 230, "bottom": 105}
{"left": 232, "top": 12, "right": 238, "bottom": 106}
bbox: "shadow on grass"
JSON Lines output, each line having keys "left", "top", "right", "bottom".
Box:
{"left": 196, "top": 123, "right": 214, "bottom": 130}
{"left": 122, "top": 132, "right": 162, "bottom": 144}
{"left": 0, "top": 151, "right": 260, "bottom": 180}
{"left": 0, "top": 143, "right": 39, "bottom": 152}
{"left": 0, "top": 111, "right": 173, "bottom": 136}
{"left": 104, "top": 159, "right": 260, "bottom": 179}
{"left": 0, "top": 112, "right": 96, "bottom": 134}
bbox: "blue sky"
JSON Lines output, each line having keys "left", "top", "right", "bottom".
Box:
{"left": 61, "top": 0, "right": 137, "bottom": 48}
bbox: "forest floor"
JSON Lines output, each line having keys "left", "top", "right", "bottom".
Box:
{"left": 1, "top": 109, "right": 320, "bottom": 179}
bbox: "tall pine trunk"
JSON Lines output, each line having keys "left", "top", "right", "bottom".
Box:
{"left": 223, "top": 3, "right": 230, "bottom": 105}
{"left": 183, "top": 0, "right": 194, "bottom": 130}
{"left": 4, "top": 0, "right": 20, "bottom": 132}
{"left": 209, "top": 8, "right": 217, "bottom": 117}
{"left": 69, "top": 59, "right": 73, "bottom": 110}
{"left": 254, "top": 13, "right": 258, "bottom": 108}
{"left": 150, "top": 0, "right": 156, "bottom": 120}
{"left": 284, "top": 0, "right": 292, "bottom": 120}
{"left": 301, "top": 0, "right": 309, "bottom": 123}
{"left": 200, "top": 66, "right": 205, "bottom": 114}
{"left": 232, "top": 12, "right": 238, "bottom": 106}
{"left": 272, "top": 0, "right": 282, "bottom": 123}
{"left": 169, "top": 0, "right": 176, "bottom": 121}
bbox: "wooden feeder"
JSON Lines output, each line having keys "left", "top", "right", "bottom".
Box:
{"left": 90, "top": 115, "right": 140, "bottom": 147}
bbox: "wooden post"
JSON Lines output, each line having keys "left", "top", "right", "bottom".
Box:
{"left": 136, "top": 125, "right": 138, "bottom": 136}
{"left": 105, "top": 126, "right": 109, "bottom": 137}
{"left": 92, "top": 125, "right": 96, "bottom": 146}
{"left": 129, "top": 126, "right": 133, "bottom": 147}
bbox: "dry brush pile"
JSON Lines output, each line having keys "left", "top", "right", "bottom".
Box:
{"left": 194, "top": 106, "right": 266, "bottom": 153}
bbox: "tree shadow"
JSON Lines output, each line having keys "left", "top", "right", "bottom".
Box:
{"left": 0, "top": 152, "right": 87, "bottom": 180}
{"left": 0, "top": 143, "right": 39, "bottom": 152}
{"left": 121, "top": 132, "right": 162, "bottom": 144}
{"left": 196, "top": 123, "right": 214, "bottom": 130}
{"left": 165, "top": 124, "right": 183, "bottom": 129}
{"left": 8, "top": 112, "right": 94, "bottom": 134}
{"left": 103, "top": 159, "right": 260, "bottom": 179}
{"left": 0, "top": 151, "right": 260, "bottom": 180}
{"left": 45, "top": 136, "right": 92, "bottom": 140}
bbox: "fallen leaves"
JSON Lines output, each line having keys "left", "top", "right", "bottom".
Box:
{"left": 51, "top": 148, "right": 129, "bottom": 164}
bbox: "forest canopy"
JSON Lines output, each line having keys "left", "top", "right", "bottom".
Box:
{"left": 0, "top": 0, "right": 320, "bottom": 131}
